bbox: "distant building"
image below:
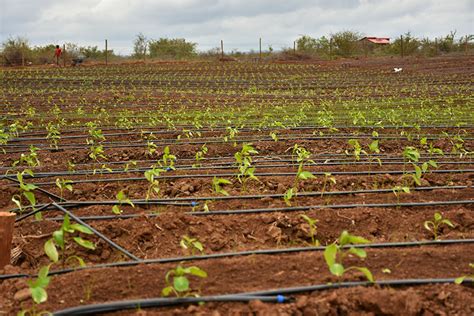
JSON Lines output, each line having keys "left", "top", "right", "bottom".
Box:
{"left": 359, "top": 37, "right": 390, "bottom": 56}
{"left": 359, "top": 37, "right": 391, "bottom": 45}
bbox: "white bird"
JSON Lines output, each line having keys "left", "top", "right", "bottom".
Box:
{"left": 394, "top": 67, "right": 403, "bottom": 73}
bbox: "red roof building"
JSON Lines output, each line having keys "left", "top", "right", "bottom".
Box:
{"left": 360, "top": 37, "right": 390, "bottom": 44}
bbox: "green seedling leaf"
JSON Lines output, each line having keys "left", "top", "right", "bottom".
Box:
{"left": 173, "top": 276, "right": 190, "bottom": 292}
{"left": 73, "top": 237, "right": 96, "bottom": 250}
{"left": 355, "top": 267, "right": 374, "bottom": 282}
{"left": 30, "top": 287, "right": 47, "bottom": 304}
{"left": 69, "top": 224, "right": 93, "bottom": 234}
{"left": 298, "top": 171, "right": 316, "bottom": 180}
{"left": 349, "top": 247, "right": 367, "bottom": 258}
{"left": 162, "top": 286, "right": 174, "bottom": 297}
{"left": 324, "top": 244, "right": 338, "bottom": 267}
{"left": 188, "top": 266, "right": 208, "bottom": 278}
{"left": 329, "top": 263, "right": 344, "bottom": 277}
{"left": 44, "top": 239, "right": 58, "bottom": 263}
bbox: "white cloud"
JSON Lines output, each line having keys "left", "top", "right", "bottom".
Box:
{"left": 1, "top": 0, "right": 473, "bottom": 54}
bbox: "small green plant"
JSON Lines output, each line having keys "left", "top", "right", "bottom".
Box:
{"left": 44, "top": 214, "right": 96, "bottom": 268}
{"left": 180, "top": 235, "right": 204, "bottom": 256}
{"left": 161, "top": 264, "right": 207, "bottom": 297}
{"left": 18, "top": 265, "right": 52, "bottom": 316}
{"left": 454, "top": 263, "right": 474, "bottom": 284}
{"left": 287, "top": 144, "right": 316, "bottom": 191}
{"left": 12, "top": 145, "right": 41, "bottom": 168}
{"left": 11, "top": 169, "right": 38, "bottom": 216}
{"left": 300, "top": 214, "right": 319, "bottom": 246}
{"left": 424, "top": 212, "right": 454, "bottom": 240}
{"left": 145, "top": 140, "right": 158, "bottom": 157}
{"left": 112, "top": 190, "right": 135, "bottom": 215}
{"left": 144, "top": 166, "right": 165, "bottom": 200}
{"left": 345, "top": 139, "right": 366, "bottom": 161}
{"left": 88, "top": 144, "right": 106, "bottom": 162}
{"left": 392, "top": 186, "right": 410, "bottom": 206}
{"left": 283, "top": 187, "right": 296, "bottom": 206}
{"left": 193, "top": 144, "right": 208, "bottom": 168}
{"left": 324, "top": 231, "right": 374, "bottom": 282}
{"left": 234, "top": 143, "right": 260, "bottom": 191}
{"left": 55, "top": 178, "right": 73, "bottom": 200}
{"left": 211, "top": 177, "right": 232, "bottom": 196}
{"left": 46, "top": 122, "right": 61, "bottom": 150}
{"left": 321, "top": 172, "right": 336, "bottom": 197}
{"left": 161, "top": 146, "right": 177, "bottom": 169}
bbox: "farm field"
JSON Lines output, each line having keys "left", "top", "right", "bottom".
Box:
{"left": 0, "top": 56, "right": 473, "bottom": 315}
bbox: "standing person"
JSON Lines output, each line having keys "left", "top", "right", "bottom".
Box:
{"left": 54, "top": 45, "right": 62, "bottom": 65}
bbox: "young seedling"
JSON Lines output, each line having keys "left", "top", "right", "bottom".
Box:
{"left": 12, "top": 145, "right": 41, "bottom": 168}
{"left": 321, "top": 172, "right": 336, "bottom": 197}
{"left": 454, "top": 263, "right": 474, "bottom": 284}
{"left": 55, "top": 178, "right": 73, "bottom": 200}
{"left": 193, "top": 144, "right": 208, "bottom": 168}
{"left": 112, "top": 190, "right": 135, "bottom": 215}
{"left": 324, "top": 230, "right": 374, "bottom": 282}
{"left": 283, "top": 187, "right": 296, "bottom": 206}
{"left": 300, "top": 214, "right": 319, "bottom": 246}
{"left": 424, "top": 212, "right": 454, "bottom": 240}
{"left": 145, "top": 140, "right": 158, "bottom": 157}
{"left": 287, "top": 144, "right": 316, "bottom": 191}
{"left": 161, "top": 264, "right": 207, "bottom": 298}
{"left": 345, "top": 139, "right": 367, "bottom": 162}
{"left": 11, "top": 169, "right": 38, "bottom": 216}
{"left": 212, "top": 177, "right": 232, "bottom": 196}
{"left": 18, "top": 264, "right": 52, "bottom": 316}
{"left": 180, "top": 235, "right": 204, "bottom": 256}
{"left": 46, "top": 122, "right": 61, "bottom": 150}
{"left": 44, "top": 214, "right": 96, "bottom": 268}
{"left": 234, "top": 143, "right": 260, "bottom": 191}
{"left": 392, "top": 186, "right": 410, "bottom": 206}
{"left": 144, "top": 166, "right": 165, "bottom": 201}
{"left": 161, "top": 146, "right": 177, "bottom": 169}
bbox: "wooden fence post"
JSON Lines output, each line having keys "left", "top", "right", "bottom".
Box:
{"left": 400, "top": 35, "right": 404, "bottom": 58}
{"left": 293, "top": 41, "right": 296, "bottom": 54}
{"left": 259, "top": 38, "right": 262, "bottom": 60}
{"left": 105, "top": 39, "right": 108, "bottom": 66}
{"left": 63, "top": 44, "right": 66, "bottom": 66}
{"left": 221, "top": 40, "right": 224, "bottom": 59}
{"left": 0, "top": 212, "right": 15, "bottom": 269}
{"left": 329, "top": 38, "right": 333, "bottom": 60}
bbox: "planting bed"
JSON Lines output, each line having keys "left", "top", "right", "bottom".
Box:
{"left": 1, "top": 56, "right": 473, "bottom": 315}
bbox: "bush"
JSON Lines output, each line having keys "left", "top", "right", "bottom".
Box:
{"left": 330, "top": 30, "right": 362, "bottom": 57}
{"left": 1, "top": 36, "right": 31, "bottom": 66}
{"left": 148, "top": 38, "right": 197, "bottom": 59}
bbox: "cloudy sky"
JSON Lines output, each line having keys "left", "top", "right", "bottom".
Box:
{"left": 1, "top": 0, "right": 473, "bottom": 54}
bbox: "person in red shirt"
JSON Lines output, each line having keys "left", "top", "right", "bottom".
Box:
{"left": 54, "top": 45, "right": 62, "bottom": 65}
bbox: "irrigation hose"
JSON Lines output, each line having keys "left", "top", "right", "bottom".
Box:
{"left": 2, "top": 239, "right": 472, "bottom": 281}
{"left": 51, "top": 278, "right": 473, "bottom": 315}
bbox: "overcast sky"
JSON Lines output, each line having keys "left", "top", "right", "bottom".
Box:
{"left": 1, "top": 0, "right": 473, "bottom": 54}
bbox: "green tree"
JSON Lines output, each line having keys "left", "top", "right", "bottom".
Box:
{"left": 1, "top": 36, "right": 31, "bottom": 65}
{"left": 148, "top": 38, "right": 197, "bottom": 59}
{"left": 133, "top": 33, "right": 148, "bottom": 58}
{"left": 330, "top": 30, "right": 362, "bottom": 57}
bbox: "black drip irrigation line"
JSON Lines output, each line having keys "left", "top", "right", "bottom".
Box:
{"left": 51, "top": 278, "right": 474, "bottom": 315}
{"left": 3, "top": 133, "right": 474, "bottom": 153}
{"left": 2, "top": 159, "right": 473, "bottom": 180}
{"left": 52, "top": 203, "right": 141, "bottom": 261}
{"left": 3, "top": 175, "right": 64, "bottom": 202}
{"left": 15, "top": 185, "right": 471, "bottom": 219}
{"left": 1, "top": 239, "right": 472, "bottom": 281}
{"left": 26, "top": 199, "right": 474, "bottom": 222}
{"left": 18, "top": 168, "right": 474, "bottom": 187}
{"left": 189, "top": 199, "right": 474, "bottom": 216}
